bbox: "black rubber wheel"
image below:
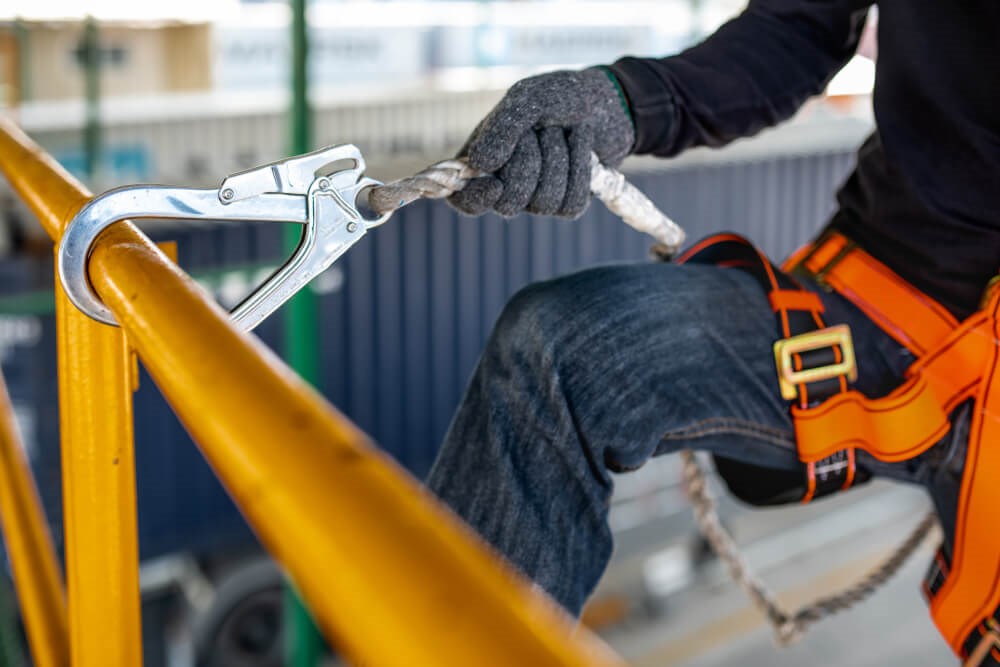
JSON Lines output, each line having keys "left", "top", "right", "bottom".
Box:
{"left": 192, "top": 557, "right": 283, "bottom": 667}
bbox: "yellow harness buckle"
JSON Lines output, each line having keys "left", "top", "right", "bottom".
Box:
{"left": 773, "top": 324, "right": 858, "bottom": 401}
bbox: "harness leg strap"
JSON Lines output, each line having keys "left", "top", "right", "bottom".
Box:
{"left": 677, "top": 233, "right": 863, "bottom": 505}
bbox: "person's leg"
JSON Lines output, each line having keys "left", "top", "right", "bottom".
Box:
{"left": 426, "top": 260, "right": 918, "bottom": 615}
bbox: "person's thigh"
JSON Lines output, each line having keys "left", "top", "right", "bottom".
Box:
{"left": 486, "top": 260, "right": 910, "bottom": 476}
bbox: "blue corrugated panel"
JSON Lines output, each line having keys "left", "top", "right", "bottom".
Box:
{"left": 0, "top": 151, "right": 856, "bottom": 560}
{"left": 0, "top": 258, "right": 64, "bottom": 555}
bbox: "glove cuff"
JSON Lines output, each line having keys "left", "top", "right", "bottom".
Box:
{"left": 606, "top": 57, "right": 677, "bottom": 156}
{"left": 594, "top": 66, "right": 635, "bottom": 131}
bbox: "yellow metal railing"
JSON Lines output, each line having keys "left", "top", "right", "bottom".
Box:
{"left": 0, "top": 117, "right": 627, "bottom": 666}
{"left": 0, "top": 355, "right": 68, "bottom": 667}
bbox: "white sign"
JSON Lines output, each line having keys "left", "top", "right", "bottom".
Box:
{"left": 214, "top": 26, "right": 428, "bottom": 90}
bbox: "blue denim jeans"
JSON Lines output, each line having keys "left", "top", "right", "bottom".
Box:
{"left": 426, "top": 260, "right": 964, "bottom": 615}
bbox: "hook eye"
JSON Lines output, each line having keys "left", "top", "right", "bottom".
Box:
{"left": 353, "top": 181, "right": 392, "bottom": 228}
{"left": 354, "top": 185, "right": 380, "bottom": 221}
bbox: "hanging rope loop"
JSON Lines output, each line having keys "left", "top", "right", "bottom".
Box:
{"left": 680, "top": 450, "right": 937, "bottom": 646}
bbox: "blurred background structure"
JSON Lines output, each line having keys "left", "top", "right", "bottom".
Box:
{"left": 0, "top": 2, "right": 945, "bottom": 666}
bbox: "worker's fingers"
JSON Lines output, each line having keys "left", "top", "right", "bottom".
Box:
{"left": 463, "top": 82, "right": 542, "bottom": 174}
{"left": 527, "top": 127, "right": 570, "bottom": 216}
{"left": 559, "top": 127, "right": 594, "bottom": 219}
{"left": 494, "top": 131, "right": 542, "bottom": 217}
{"left": 447, "top": 176, "right": 504, "bottom": 217}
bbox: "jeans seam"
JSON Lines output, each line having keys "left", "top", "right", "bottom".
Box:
{"left": 660, "top": 417, "right": 795, "bottom": 449}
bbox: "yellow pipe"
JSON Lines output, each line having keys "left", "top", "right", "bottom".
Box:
{"left": 0, "top": 118, "right": 626, "bottom": 667}
{"left": 54, "top": 270, "right": 143, "bottom": 667}
{"left": 0, "top": 369, "right": 69, "bottom": 667}
{"left": 0, "top": 119, "right": 89, "bottom": 239}
{"left": 0, "top": 118, "right": 144, "bottom": 665}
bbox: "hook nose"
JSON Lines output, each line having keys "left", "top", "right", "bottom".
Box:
{"left": 57, "top": 186, "right": 308, "bottom": 328}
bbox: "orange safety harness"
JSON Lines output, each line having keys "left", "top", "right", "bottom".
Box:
{"left": 678, "top": 231, "right": 1000, "bottom": 666}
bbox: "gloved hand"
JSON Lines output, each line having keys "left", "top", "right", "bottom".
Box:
{"left": 448, "top": 67, "right": 635, "bottom": 219}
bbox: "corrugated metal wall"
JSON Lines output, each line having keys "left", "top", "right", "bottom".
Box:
{"left": 0, "top": 148, "right": 857, "bottom": 560}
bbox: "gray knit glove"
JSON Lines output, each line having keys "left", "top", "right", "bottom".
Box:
{"left": 448, "top": 67, "right": 635, "bottom": 219}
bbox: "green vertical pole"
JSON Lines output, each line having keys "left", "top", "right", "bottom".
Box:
{"left": 82, "top": 17, "right": 101, "bottom": 183}
{"left": 14, "top": 18, "right": 31, "bottom": 105}
{"left": 0, "top": 575, "right": 26, "bottom": 667}
{"left": 283, "top": 0, "right": 324, "bottom": 665}
{"left": 289, "top": 0, "right": 311, "bottom": 166}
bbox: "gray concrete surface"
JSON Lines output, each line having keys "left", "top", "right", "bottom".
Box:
{"left": 596, "top": 479, "right": 955, "bottom": 666}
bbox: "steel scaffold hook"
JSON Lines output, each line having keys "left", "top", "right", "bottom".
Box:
{"left": 58, "top": 144, "right": 389, "bottom": 330}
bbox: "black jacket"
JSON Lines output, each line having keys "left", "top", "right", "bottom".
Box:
{"left": 609, "top": 0, "right": 1000, "bottom": 319}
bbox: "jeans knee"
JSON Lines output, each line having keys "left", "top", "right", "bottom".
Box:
{"left": 491, "top": 277, "right": 576, "bottom": 360}
{"left": 488, "top": 263, "right": 696, "bottom": 371}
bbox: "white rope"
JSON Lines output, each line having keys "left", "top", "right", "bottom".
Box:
{"left": 368, "top": 153, "right": 687, "bottom": 255}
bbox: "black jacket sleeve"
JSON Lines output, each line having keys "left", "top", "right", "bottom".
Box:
{"left": 608, "top": 0, "right": 872, "bottom": 157}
